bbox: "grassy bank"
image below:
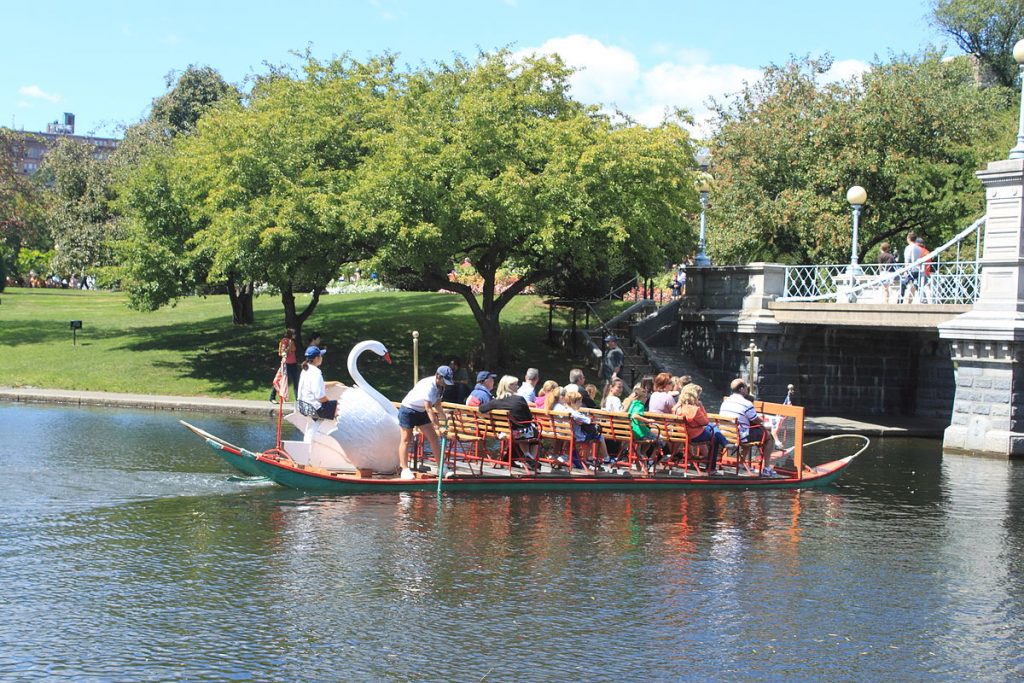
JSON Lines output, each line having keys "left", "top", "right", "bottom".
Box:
{"left": 0, "top": 288, "right": 624, "bottom": 400}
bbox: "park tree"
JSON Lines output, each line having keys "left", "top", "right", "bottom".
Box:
{"left": 930, "top": 0, "right": 1024, "bottom": 88}
{"left": 355, "top": 51, "right": 697, "bottom": 370}
{"left": 0, "top": 129, "right": 49, "bottom": 288}
{"left": 149, "top": 65, "right": 241, "bottom": 136}
{"left": 36, "top": 137, "right": 121, "bottom": 278}
{"left": 110, "top": 67, "right": 241, "bottom": 311}
{"left": 117, "top": 55, "right": 398, "bottom": 336}
{"left": 707, "top": 53, "right": 1015, "bottom": 266}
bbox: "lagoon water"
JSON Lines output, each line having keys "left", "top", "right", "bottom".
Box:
{"left": 2, "top": 402, "right": 1023, "bottom": 682}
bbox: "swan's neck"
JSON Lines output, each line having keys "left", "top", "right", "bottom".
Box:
{"left": 348, "top": 342, "right": 398, "bottom": 416}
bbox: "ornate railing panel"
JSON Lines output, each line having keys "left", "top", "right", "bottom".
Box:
{"left": 779, "top": 216, "right": 986, "bottom": 304}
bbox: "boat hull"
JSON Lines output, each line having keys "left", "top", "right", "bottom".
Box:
{"left": 209, "top": 440, "right": 855, "bottom": 493}
{"left": 205, "top": 440, "right": 266, "bottom": 477}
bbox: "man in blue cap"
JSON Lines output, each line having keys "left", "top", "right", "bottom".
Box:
{"left": 396, "top": 365, "right": 454, "bottom": 480}
{"left": 602, "top": 334, "right": 624, "bottom": 382}
{"left": 466, "top": 370, "right": 496, "bottom": 407}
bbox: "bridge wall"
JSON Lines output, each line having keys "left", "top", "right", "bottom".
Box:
{"left": 680, "top": 266, "right": 955, "bottom": 417}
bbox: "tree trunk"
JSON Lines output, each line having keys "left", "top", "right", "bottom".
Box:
{"left": 226, "top": 276, "right": 255, "bottom": 325}
{"left": 280, "top": 284, "right": 322, "bottom": 352}
{"left": 436, "top": 268, "right": 545, "bottom": 374}
{"left": 476, "top": 311, "right": 507, "bottom": 372}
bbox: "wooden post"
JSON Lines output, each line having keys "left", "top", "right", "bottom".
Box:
{"left": 412, "top": 330, "right": 419, "bottom": 384}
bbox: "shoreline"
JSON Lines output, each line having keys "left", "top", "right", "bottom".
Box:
{"left": 0, "top": 386, "right": 947, "bottom": 437}
{"left": 0, "top": 386, "right": 277, "bottom": 417}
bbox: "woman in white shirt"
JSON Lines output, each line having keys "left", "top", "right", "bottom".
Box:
{"left": 297, "top": 347, "right": 337, "bottom": 419}
{"left": 601, "top": 378, "right": 625, "bottom": 412}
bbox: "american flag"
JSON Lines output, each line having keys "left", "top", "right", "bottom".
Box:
{"left": 272, "top": 360, "right": 289, "bottom": 401}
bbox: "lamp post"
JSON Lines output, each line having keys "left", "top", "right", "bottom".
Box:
{"left": 1010, "top": 39, "right": 1024, "bottom": 159}
{"left": 694, "top": 175, "right": 712, "bottom": 267}
{"left": 845, "top": 185, "right": 867, "bottom": 302}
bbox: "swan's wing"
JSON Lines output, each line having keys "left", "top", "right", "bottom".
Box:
{"left": 284, "top": 411, "right": 312, "bottom": 433}
{"left": 325, "top": 382, "right": 350, "bottom": 401}
{"left": 334, "top": 389, "right": 402, "bottom": 472}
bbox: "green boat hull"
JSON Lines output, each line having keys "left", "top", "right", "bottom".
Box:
{"left": 208, "top": 440, "right": 856, "bottom": 494}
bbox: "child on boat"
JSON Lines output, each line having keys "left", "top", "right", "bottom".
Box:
{"left": 564, "top": 389, "right": 610, "bottom": 470}
{"left": 622, "top": 383, "right": 662, "bottom": 468}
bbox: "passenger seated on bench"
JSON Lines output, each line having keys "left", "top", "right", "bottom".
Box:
{"left": 563, "top": 389, "right": 611, "bottom": 468}
{"left": 673, "top": 384, "right": 728, "bottom": 472}
{"left": 479, "top": 375, "right": 540, "bottom": 467}
{"left": 719, "top": 378, "right": 776, "bottom": 474}
{"left": 622, "top": 383, "right": 661, "bottom": 461}
{"left": 535, "top": 380, "right": 559, "bottom": 409}
{"left": 648, "top": 372, "right": 676, "bottom": 414}
{"left": 601, "top": 378, "right": 625, "bottom": 412}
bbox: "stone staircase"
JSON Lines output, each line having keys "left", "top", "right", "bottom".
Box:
{"left": 584, "top": 298, "right": 717, "bottom": 390}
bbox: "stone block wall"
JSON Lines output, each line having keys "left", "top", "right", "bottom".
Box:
{"left": 946, "top": 340, "right": 1023, "bottom": 434}
{"left": 792, "top": 327, "right": 954, "bottom": 417}
{"left": 678, "top": 317, "right": 955, "bottom": 417}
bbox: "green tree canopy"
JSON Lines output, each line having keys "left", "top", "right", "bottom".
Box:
{"left": 150, "top": 65, "right": 242, "bottom": 136}
{"left": 355, "top": 51, "right": 697, "bottom": 369}
{"left": 707, "top": 53, "right": 1014, "bottom": 265}
{"left": 117, "top": 55, "right": 398, "bottom": 337}
{"left": 0, "top": 129, "right": 49, "bottom": 286}
{"left": 931, "top": 0, "right": 1024, "bottom": 88}
{"left": 36, "top": 137, "right": 121, "bottom": 278}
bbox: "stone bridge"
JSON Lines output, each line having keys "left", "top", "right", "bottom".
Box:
{"left": 672, "top": 157, "right": 1024, "bottom": 457}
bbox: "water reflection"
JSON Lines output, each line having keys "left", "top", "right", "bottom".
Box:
{"left": 1, "top": 403, "right": 1023, "bottom": 680}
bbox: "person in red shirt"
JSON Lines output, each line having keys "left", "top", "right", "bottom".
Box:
{"left": 269, "top": 328, "right": 297, "bottom": 401}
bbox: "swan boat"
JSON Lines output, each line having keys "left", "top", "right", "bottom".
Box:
{"left": 182, "top": 360, "right": 866, "bottom": 492}
{"left": 268, "top": 340, "right": 401, "bottom": 474}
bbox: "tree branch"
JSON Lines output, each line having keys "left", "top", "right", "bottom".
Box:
{"left": 424, "top": 273, "right": 485, "bottom": 320}
{"left": 494, "top": 269, "right": 554, "bottom": 310}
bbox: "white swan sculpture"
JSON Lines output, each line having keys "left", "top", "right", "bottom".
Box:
{"left": 282, "top": 340, "right": 400, "bottom": 473}
{"left": 332, "top": 340, "right": 401, "bottom": 472}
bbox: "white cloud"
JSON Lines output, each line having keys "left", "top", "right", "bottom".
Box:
{"left": 515, "top": 35, "right": 642, "bottom": 106}
{"left": 822, "top": 59, "right": 870, "bottom": 83}
{"left": 515, "top": 35, "right": 873, "bottom": 136}
{"left": 18, "top": 85, "right": 61, "bottom": 103}
{"left": 639, "top": 61, "right": 761, "bottom": 130}
{"left": 369, "top": 0, "right": 404, "bottom": 21}
{"left": 161, "top": 33, "right": 181, "bottom": 46}
{"left": 515, "top": 35, "right": 759, "bottom": 134}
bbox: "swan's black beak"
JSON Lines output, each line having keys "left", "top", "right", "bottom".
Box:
{"left": 383, "top": 352, "right": 392, "bottom": 364}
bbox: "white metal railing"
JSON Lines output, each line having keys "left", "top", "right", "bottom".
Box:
{"left": 779, "top": 216, "right": 987, "bottom": 304}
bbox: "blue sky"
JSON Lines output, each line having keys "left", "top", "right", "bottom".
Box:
{"left": 4, "top": 0, "right": 948, "bottom": 137}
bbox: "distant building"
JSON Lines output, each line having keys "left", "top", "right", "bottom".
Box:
{"left": 7, "top": 113, "right": 120, "bottom": 175}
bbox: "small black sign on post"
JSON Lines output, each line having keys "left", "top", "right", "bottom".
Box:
{"left": 69, "top": 320, "right": 82, "bottom": 346}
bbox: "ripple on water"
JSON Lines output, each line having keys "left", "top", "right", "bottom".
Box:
{"left": 3, "top": 405, "right": 1024, "bottom": 681}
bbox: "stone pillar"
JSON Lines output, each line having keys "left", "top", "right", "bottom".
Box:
{"left": 680, "top": 264, "right": 797, "bottom": 401}
{"left": 939, "top": 158, "right": 1024, "bottom": 456}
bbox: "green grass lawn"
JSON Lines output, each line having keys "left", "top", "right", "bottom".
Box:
{"left": 0, "top": 287, "right": 625, "bottom": 400}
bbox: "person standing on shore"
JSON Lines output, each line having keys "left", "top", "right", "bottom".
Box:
{"left": 877, "top": 242, "right": 897, "bottom": 304}
{"left": 304, "top": 331, "right": 324, "bottom": 358}
{"left": 269, "top": 328, "right": 298, "bottom": 402}
{"left": 602, "top": 335, "right": 624, "bottom": 384}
